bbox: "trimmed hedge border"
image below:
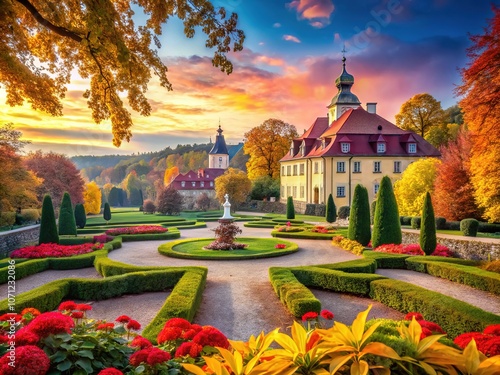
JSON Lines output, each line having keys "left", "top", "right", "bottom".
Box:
{"left": 271, "top": 230, "right": 338, "bottom": 240}
{"left": 120, "top": 229, "right": 180, "bottom": 242}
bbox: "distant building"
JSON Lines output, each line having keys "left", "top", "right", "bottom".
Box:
{"left": 279, "top": 57, "right": 440, "bottom": 208}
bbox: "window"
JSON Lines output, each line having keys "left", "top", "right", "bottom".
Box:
{"left": 341, "top": 143, "right": 350, "bottom": 153}
{"left": 219, "top": 156, "right": 222, "bottom": 161}
{"left": 293, "top": 165, "right": 297, "bottom": 176}
{"left": 293, "top": 186, "right": 297, "bottom": 198}
{"left": 394, "top": 161, "right": 401, "bottom": 173}
{"left": 374, "top": 183, "right": 380, "bottom": 195}
{"left": 337, "top": 161, "right": 345, "bottom": 173}
{"left": 299, "top": 164, "right": 304, "bottom": 175}
{"left": 336, "top": 186, "right": 345, "bottom": 197}
{"left": 353, "top": 161, "right": 361, "bottom": 173}
{"left": 281, "top": 186, "right": 285, "bottom": 198}
{"left": 300, "top": 186, "right": 305, "bottom": 198}
{"left": 192, "top": 182, "right": 196, "bottom": 187}
{"left": 181, "top": 181, "right": 185, "bottom": 187}
{"left": 287, "top": 186, "right": 291, "bottom": 197}
{"left": 201, "top": 181, "right": 204, "bottom": 187}
{"left": 377, "top": 142, "right": 386, "bottom": 153}
{"left": 287, "top": 166, "right": 291, "bottom": 175}
{"left": 321, "top": 160, "right": 324, "bottom": 173}
{"left": 282, "top": 166, "right": 285, "bottom": 176}
{"left": 408, "top": 143, "right": 417, "bottom": 153}
{"left": 374, "top": 161, "right": 381, "bottom": 173}
{"left": 210, "top": 181, "right": 214, "bottom": 187}
{"left": 314, "top": 162, "right": 319, "bottom": 174}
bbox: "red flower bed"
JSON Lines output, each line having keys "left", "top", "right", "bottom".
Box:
{"left": 373, "top": 243, "right": 453, "bottom": 257}
{"left": 10, "top": 243, "right": 103, "bottom": 259}
{"left": 105, "top": 225, "right": 168, "bottom": 236}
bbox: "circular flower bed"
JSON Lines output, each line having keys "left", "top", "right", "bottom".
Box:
{"left": 10, "top": 243, "right": 103, "bottom": 259}
{"left": 105, "top": 225, "right": 168, "bottom": 236}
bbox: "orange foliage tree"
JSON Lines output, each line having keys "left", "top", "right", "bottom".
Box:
{"left": 458, "top": 7, "right": 500, "bottom": 222}
{"left": 164, "top": 166, "right": 180, "bottom": 187}
{"left": 433, "top": 130, "right": 482, "bottom": 221}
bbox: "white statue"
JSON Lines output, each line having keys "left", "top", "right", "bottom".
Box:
{"left": 221, "top": 193, "right": 234, "bottom": 219}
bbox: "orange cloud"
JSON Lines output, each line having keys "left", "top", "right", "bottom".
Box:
{"left": 283, "top": 34, "right": 301, "bottom": 43}
{"left": 287, "top": 0, "right": 335, "bottom": 27}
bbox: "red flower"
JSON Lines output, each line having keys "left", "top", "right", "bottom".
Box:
{"left": 302, "top": 312, "right": 319, "bottom": 321}
{"left": 420, "top": 327, "right": 433, "bottom": 339}
{"left": 0, "top": 335, "right": 8, "bottom": 344}
{"left": 76, "top": 304, "right": 92, "bottom": 311}
{"left": 130, "top": 336, "right": 152, "bottom": 349}
{"left": 58, "top": 301, "right": 77, "bottom": 311}
{"left": 404, "top": 312, "right": 424, "bottom": 321}
{"left": 14, "top": 327, "right": 39, "bottom": 346}
{"left": 192, "top": 326, "right": 229, "bottom": 349}
{"left": 98, "top": 369, "right": 123, "bottom": 375}
{"left": 28, "top": 312, "right": 74, "bottom": 338}
{"left": 419, "top": 320, "right": 445, "bottom": 334}
{"left": 275, "top": 244, "right": 286, "bottom": 249}
{"left": 96, "top": 323, "right": 115, "bottom": 331}
{"left": 116, "top": 315, "right": 131, "bottom": 323}
{"left": 181, "top": 329, "right": 198, "bottom": 340}
{"left": 0, "top": 313, "right": 22, "bottom": 322}
{"left": 484, "top": 324, "right": 500, "bottom": 336}
{"left": 454, "top": 332, "right": 489, "bottom": 349}
{"left": 0, "top": 345, "right": 50, "bottom": 375}
{"left": 320, "top": 309, "right": 334, "bottom": 320}
{"left": 146, "top": 347, "right": 171, "bottom": 366}
{"left": 129, "top": 348, "right": 152, "bottom": 366}
{"left": 10, "top": 243, "right": 97, "bottom": 259}
{"left": 157, "top": 327, "right": 183, "bottom": 344}
{"left": 105, "top": 225, "right": 168, "bottom": 236}
{"left": 165, "top": 317, "right": 192, "bottom": 330}
{"left": 482, "top": 336, "right": 500, "bottom": 356}
{"left": 126, "top": 320, "right": 141, "bottom": 331}
{"left": 71, "top": 312, "right": 84, "bottom": 319}
{"left": 175, "top": 342, "right": 203, "bottom": 358}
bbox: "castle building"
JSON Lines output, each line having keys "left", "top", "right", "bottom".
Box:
{"left": 279, "top": 57, "right": 440, "bottom": 207}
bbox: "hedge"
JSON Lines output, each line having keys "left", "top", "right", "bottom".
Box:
{"left": 120, "top": 229, "right": 180, "bottom": 242}
{"left": 362, "top": 251, "right": 410, "bottom": 269}
{"left": 370, "top": 278, "right": 500, "bottom": 338}
{"left": 315, "top": 259, "right": 377, "bottom": 274}
{"left": 269, "top": 267, "right": 321, "bottom": 318}
{"left": 271, "top": 230, "right": 337, "bottom": 240}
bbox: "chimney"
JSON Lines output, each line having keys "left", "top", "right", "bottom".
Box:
{"left": 367, "top": 102, "right": 377, "bottom": 114}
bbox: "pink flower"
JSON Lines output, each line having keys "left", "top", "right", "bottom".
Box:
{"left": 302, "top": 312, "right": 319, "bottom": 321}
{"left": 126, "top": 320, "right": 141, "bottom": 331}
{"left": 10, "top": 243, "right": 97, "bottom": 259}
{"left": 320, "top": 309, "right": 334, "bottom": 320}
{"left": 0, "top": 345, "right": 50, "bottom": 375}
{"left": 28, "top": 312, "right": 74, "bottom": 338}
{"left": 175, "top": 342, "right": 203, "bottom": 358}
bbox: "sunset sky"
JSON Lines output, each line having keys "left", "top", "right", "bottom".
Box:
{"left": 1, "top": 0, "right": 498, "bottom": 157}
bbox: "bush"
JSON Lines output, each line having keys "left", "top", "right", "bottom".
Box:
{"left": 420, "top": 192, "right": 437, "bottom": 256}
{"left": 478, "top": 222, "right": 500, "bottom": 233}
{"left": 411, "top": 217, "right": 421, "bottom": 229}
{"left": 194, "top": 193, "right": 211, "bottom": 211}
{"left": 39, "top": 194, "right": 59, "bottom": 245}
{"left": 400, "top": 216, "right": 412, "bottom": 226}
{"left": 157, "top": 187, "right": 184, "bottom": 215}
{"left": 482, "top": 260, "right": 500, "bottom": 274}
{"left": 348, "top": 184, "right": 371, "bottom": 246}
{"left": 0, "top": 212, "right": 16, "bottom": 227}
{"left": 325, "top": 194, "right": 337, "bottom": 223}
{"left": 461, "top": 218, "right": 479, "bottom": 237}
{"left": 74, "top": 203, "right": 86, "bottom": 229}
{"left": 435, "top": 217, "right": 447, "bottom": 230}
{"left": 338, "top": 206, "right": 350, "bottom": 219}
{"left": 58, "top": 192, "right": 77, "bottom": 236}
{"left": 286, "top": 196, "right": 295, "bottom": 220}
{"left": 371, "top": 176, "right": 401, "bottom": 249}
{"left": 21, "top": 209, "right": 39, "bottom": 223}
{"left": 103, "top": 202, "right": 111, "bottom": 223}
{"left": 143, "top": 199, "right": 156, "bottom": 214}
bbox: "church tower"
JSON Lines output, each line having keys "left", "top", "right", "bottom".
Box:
{"left": 208, "top": 124, "right": 229, "bottom": 169}
{"left": 327, "top": 57, "right": 361, "bottom": 125}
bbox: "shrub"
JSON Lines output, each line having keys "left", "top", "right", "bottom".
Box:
{"left": 74, "top": 203, "right": 86, "bottom": 229}
{"left": 348, "top": 184, "right": 371, "bottom": 246}
{"left": 337, "top": 206, "right": 350, "bottom": 219}
{"left": 400, "top": 216, "right": 412, "bottom": 226}
{"left": 411, "top": 217, "right": 421, "bottom": 229}
{"left": 143, "top": 199, "right": 156, "bottom": 214}
{"left": 478, "top": 222, "right": 500, "bottom": 233}
{"left": 370, "top": 200, "right": 377, "bottom": 224}
{"left": 21, "top": 209, "right": 40, "bottom": 223}
{"left": 103, "top": 202, "right": 112, "bottom": 224}
{"left": 286, "top": 196, "right": 295, "bottom": 220}
{"left": 39, "top": 194, "right": 59, "bottom": 245}
{"left": 461, "top": 218, "right": 479, "bottom": 237}
{"left": 157, "top": 187, "right": 184, "bottom": 215}
{"left": 332, "top": 235, "right": 365, "bottom": 255}
{"left": 0, "top": 212, "right": 16, "bottom": 227}
{"left": 58, "top": 192, "right": 77, "bottom": 236}
{"left": 371, "top": 176, "right": 401, "bottom": 249}
{"left": 435, "top": 217, "right": 447, "bottom": 230}
{"left": 195, "top": 193, "right": 211, "bottom": 211}
{"left": 482, "top": 260, "right": 500, "bottom": 274}
{"left": 325, "top": 194, "right": 337, "bottom": 223}
{"left": 420, "top": 192, "right": 437, "bottom": 255}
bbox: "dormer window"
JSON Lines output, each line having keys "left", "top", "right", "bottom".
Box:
{"left": 408, "top": 143, "right": 417, "bottom": 153}
{"left": 322, "top": 139, "right": 326, "bottom": 149}
{"left": 377, "top": 142, "right": 386, "bottom": 153}
{"left": 341, "top": 143, "right": 350, "bottom": 153}
{"left": 299, "top": 142, "right": 305, "bottom": 156}
{"left": 181, "top": 181, "right": 185, "bottom": 187}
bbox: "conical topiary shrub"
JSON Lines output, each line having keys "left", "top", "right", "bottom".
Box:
{"left": 348, "top": 184, "right": 371, "bottom": 246}
{"left": 286, "top": 196, "right": 295, "bottom": 220}
{"left": 420, "top": 192, "right": 437, "bottom": 255}
{"left": 58, "top": 192, "right": 77, "bottom": 236}
{"left": 74, "top": 203, "right": 86, "bottom": 229}
{"left": 103, "top": 202, "right": 111, "bottom": 224}
{"left": 371, "top": 176, "right": 402, "bottom": 249}
{"left": 39, "top": 194, "right": 59, "bottom": 244}
{"left": 325, "top": 194, "right": 337, "bottom": 223}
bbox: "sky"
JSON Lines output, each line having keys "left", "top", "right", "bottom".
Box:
{"left": 1, "top": 0, "right": 498, "bottom": 157}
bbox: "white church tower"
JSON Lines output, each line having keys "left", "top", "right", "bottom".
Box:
{"left": 208, "top": 124, "right": 229, "bottom": 169}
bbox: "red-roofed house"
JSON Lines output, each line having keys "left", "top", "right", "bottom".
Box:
{"left": 280, "top": 58, "right": 440, "bottom": 207}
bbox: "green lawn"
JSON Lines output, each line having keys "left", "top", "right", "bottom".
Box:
{"left": 86, "top": 210, "right": 184, "bottom": 226}
{"left": 261, "top": 213, "right": 332, "bottom": 223}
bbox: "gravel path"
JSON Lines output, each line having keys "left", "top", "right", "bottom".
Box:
{"left": 3, "top": 222, "right": 499, "bottom": 341}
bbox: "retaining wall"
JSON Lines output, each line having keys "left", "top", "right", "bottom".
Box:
{"left": 0, "top": 225, "right": 39, "bottom": 257}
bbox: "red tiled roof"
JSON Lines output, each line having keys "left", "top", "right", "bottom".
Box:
{"left": 171, "top": 168, "right": 225, "bottom": 190}
{"left": 299, "top": 117, "right": 329, "bottom": 139}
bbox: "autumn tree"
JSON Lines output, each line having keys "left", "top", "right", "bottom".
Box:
{"left": 83, "top": 181, "right": 102, "bottom": 215}
{"left": 433, "top": 129, "right": 482, "bottom": 221}
{"left": 214, "top": 168, "right": 251, "bottom": 211}
{"left": 164, "top": 166, "right": 180, "bottom": 187}
{"left": 195, "top": 193, "right": 212, "bottom": 211}
{"left": 395, "top": 93, "right": 446, "bottom": 138}
{"left": 250, "top": 176, "right": 280, "bottom": 200}
{"left": 1, "top": 0, "right": 245, "bottom": 147}
{"left": 156, "top": 187, "right": 184, "bottom": 215}
{"left": 244, "top": 119, "right": 298, "bottom": 179}
{"left": 458, "top": 6, "right": 500, "bottom": 222}
{"left": 394, "top": 158, "right": 441, "bottom": 216}
{"left": 24, "top": 151, "right": 84, "bottom": 207}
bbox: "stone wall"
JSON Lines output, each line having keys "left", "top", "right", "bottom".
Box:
{"left": 0, "top": 225, "right": 40, "bottom": 258}
{"left": 402, "top": 232, "right": 500, "bottom": 261}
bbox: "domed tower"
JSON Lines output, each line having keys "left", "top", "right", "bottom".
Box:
{"left": 327, "top": 57, "right": 361, "bottom": 125}
{"left": 208, "top": 124, "right": 229, "bottom": 169}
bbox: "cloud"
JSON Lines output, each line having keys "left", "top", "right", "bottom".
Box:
{"left": 283, "top": 34, "right": 301, "bottom": 43}
{"left": 273, "top": 23, "right": 282, "bottom": 28}
{"left": 287, "top": 0, "right": 335, "bottom": 27}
